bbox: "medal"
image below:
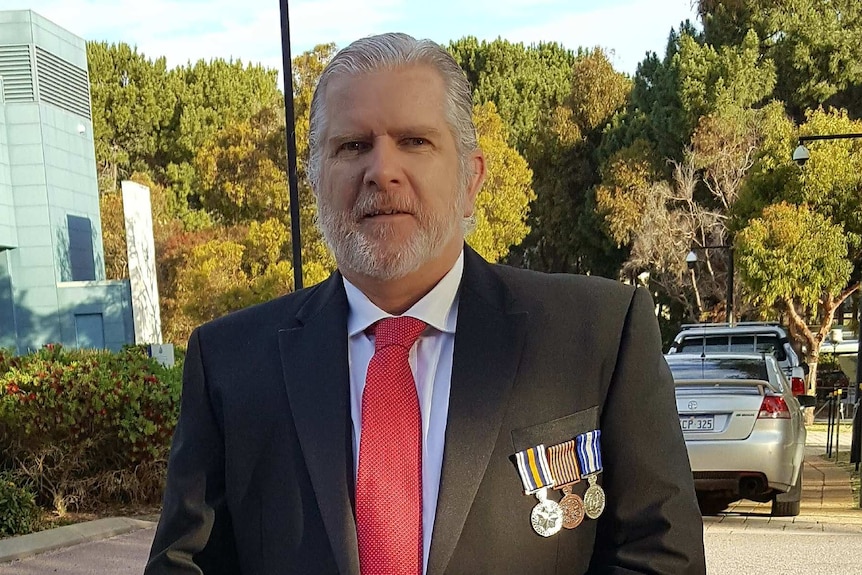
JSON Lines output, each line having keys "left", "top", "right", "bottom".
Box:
{"left": 575, "top": 430, "right": 606, "bottom": 520}
{"left": 547, "top": 439, "right": 585, "bottom": 529}
{"left": 583, "top": 475, "right": 606, "bottom": 519}
{"left": 514, "top": 445, "right": 563, "bottom": 537}
{"left": 530, "top": 487, "right": 563, "bottom": 537}
{"left": 559, "top": 484, "right": 585, "bottom": 529}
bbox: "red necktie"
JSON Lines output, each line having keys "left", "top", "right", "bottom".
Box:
{"left": 356, "top": 316, "right": 426, "bottom": 575}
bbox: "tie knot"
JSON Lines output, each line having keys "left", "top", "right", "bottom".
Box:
{"left": 372, "top": 316, "right": 426, "bottom": 351}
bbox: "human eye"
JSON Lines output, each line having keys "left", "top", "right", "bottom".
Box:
{"left": 337, "top": 140, "right": 370, "bottom": 153}
{"left": 403, "top": 137, "right": 429, "bottom": 147}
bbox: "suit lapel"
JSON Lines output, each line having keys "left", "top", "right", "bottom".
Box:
{"left": 278, "top": 273, "right": 360, "bottom": 575}
{"left": 427, "top": 248, "right": 528, "bottom": 575}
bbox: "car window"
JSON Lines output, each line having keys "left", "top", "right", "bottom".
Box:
{"left": 678, "top": 335, "right": 730, "bottom": 353}
{"left": 666, "top": 357, "right": 769, "bottom": 381}
{"left": 754, "top": 335, "right": 786, "bottom": 361}
{"left": 728, "top": 335, "right": 755, "bottom": 352}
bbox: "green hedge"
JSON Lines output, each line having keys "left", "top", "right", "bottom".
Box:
{"left": 0, "top": 344, "right": 183, "bottom": 514}
{"left": 0, "top": 473, "right": 41, "bottom": 537}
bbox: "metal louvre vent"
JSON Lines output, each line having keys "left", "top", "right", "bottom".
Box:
{"left": 35, "top": 46, "right": 91, "bottom": 119}
{"left": 0, "top": 45, "right": 36, "bottom": 103}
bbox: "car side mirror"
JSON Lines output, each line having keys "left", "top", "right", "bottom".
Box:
{"left": 797, "top": 395, "right": 816, "bottom": 408}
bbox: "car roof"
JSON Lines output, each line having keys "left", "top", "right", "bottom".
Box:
{"left": 674, "top": 324, "right": 788, "bottom": 337}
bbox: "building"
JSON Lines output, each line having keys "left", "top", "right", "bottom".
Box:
{"left": 0, "top": 9, "right": 134, "bottom": 353}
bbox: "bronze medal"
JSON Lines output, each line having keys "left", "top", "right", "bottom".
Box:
{"left": 559, "top": 484, "right": 585, "bottom": 529}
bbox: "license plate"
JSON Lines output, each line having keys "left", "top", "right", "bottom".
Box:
{"left": 680, "top": 415, "right": 714, "bottom": 431}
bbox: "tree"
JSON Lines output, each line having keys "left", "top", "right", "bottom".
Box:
{"left": 467, "top": 102, "right": 534, "bottom": 262}
{"left": 736, "top": 202, "right": 859, "bottom": 394}
{"left": 513, "top": 49, "right": 631, "bottom": 276}
{"left": 448, "top": 37, "right": 576, "bottom": 154}
{"left": 195, "top": 106, "right": 290, "bottom": 224}
{"left": 698, "top": 0, "right": 862, "bottom": 120}
{"left": 87, "top": 42, "right": 178, "bottom": 193}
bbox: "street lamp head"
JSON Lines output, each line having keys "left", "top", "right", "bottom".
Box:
{"left": 686, "top": 250, "right": 698, "bottom": 271}
{"left": 792, "top": 144, "right": 810, "bottom": 166}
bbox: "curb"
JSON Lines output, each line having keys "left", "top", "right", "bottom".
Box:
{"left": 0, "top": 517, "right": 156, "bottom": 564}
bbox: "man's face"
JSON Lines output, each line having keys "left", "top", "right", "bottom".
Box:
{"left": 316, "top": 64, "right": 483, "bottom": 281}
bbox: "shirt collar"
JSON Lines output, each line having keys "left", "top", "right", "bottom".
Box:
{"left": 344, "top": 250, "right": 464, "bottom": 337}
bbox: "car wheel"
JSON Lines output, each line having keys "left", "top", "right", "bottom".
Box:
{"left": 697, "top": 493, "right": 733, "bottom": 516}
{"left": 772, "top": 470, "right": 802, "bottom": 517}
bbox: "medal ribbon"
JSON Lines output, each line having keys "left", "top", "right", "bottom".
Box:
{"left": 547, "top": 439, "right": 581, "bottom": 487}
{"left": 515, "top": 444, "right": 555, "bottom": 494}
{"left": 575, "top": 430, "right": 603, "bottom": 475}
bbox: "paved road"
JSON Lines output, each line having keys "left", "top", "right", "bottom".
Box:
{"left": 5, "top": 524, "right": 862, "bottom": 575}
{"left": 706, "top": 527, "right": 862, "bottom": 574}
{"left": 0, "top": 527, "right": 154, "bottom": 574}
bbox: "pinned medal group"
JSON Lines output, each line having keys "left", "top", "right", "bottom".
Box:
{"left": 514, "top": 430, "right": 605, "bottom": 537}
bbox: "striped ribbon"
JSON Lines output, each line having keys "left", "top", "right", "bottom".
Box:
{"left": 514, "top": 444, "right": 555, "bottom": 494}
{"left": 575, "top": 430, "right": 603, "bottom": 476}
{"left": 547, "top": 439, "right": 581, "bottom": 487}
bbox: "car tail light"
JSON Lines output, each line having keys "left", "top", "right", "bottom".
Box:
{"left": 758, "top": 396, "right": 791, "bottom": 419}
{"left": 790, "top": 376, "right": 805, "bottom": 396}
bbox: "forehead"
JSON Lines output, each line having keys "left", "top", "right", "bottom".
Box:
{"left": 323, "top": 64, "right": 450, "bottom": 135}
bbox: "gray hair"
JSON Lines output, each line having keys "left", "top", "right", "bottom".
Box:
{"left": 307, "top": 32, "right": 478, "bottom": 193}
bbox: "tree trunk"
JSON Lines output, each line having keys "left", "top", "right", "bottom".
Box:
{"left": 803, "top": 359, "right": 819, "bottom": 425}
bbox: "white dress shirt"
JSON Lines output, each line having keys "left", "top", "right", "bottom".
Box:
{"left": 343, "top": 251, "right": 463, "bottom": 575}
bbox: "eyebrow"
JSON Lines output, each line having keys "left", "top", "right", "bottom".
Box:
{"left": 327, "top": 126, "right": 444, "bottom": 147}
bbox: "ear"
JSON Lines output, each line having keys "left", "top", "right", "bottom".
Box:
{"left": 463, "top": 149, "right": 486, "bottom": 217}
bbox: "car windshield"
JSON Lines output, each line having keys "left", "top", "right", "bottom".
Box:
{"left": 666, "top": 356, "right": 769, "bottom": 382}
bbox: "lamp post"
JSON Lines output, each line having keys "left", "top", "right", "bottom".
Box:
{"left": 686, "top": 244, "right": 735, "bottom": 325}
{"left": 278, "top": 0, "right": 303, "bottom": 290}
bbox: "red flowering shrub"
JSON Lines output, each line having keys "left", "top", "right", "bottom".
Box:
{"left": 0, "top": 345, "right": 183, "bottom": 513}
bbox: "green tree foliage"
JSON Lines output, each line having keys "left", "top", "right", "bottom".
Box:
{"left": 738, "top": 108, "right": 862, "bottom": 267}
{"left": 736, "top": 202, "right": 858, "bottom": 391}
{"left": 512, "top": 49, "right": 630, "bottom": 276}
{"left": 87, "top": 42, "right": 178, "bottom": 193}
{"left": 448, "top": 37, "right": 576, "bottom": 153}
{"left": 698, "top": 0, "right": 862, "bottom": 119}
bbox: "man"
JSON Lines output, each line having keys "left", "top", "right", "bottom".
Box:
{"left": 146, "top": 33, "right": 706, "bottom": 575}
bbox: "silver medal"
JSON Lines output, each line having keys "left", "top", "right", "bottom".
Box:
{"left": 583, "top": 475, "right": 606, "bottom": 519}
{"left": 530, "top": 487, "right": 563, "bottom": 537}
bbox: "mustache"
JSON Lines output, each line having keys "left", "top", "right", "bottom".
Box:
{"left": 352, "top": 191, "right": 419, "bottom": 219}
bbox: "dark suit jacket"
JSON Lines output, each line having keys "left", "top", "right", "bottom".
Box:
{"left": 146, "top": 246, "right": 706, "bottom": 574}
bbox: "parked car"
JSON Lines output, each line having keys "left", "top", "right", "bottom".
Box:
{"left": 665, "top": 353, "right": 816, "bottom": 516}
{"left": 667, "top": 322, "right": 809, "bottom": 396}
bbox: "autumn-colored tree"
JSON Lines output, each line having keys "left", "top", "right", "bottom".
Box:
{"left": 467, "top": 102, "right": 534, "bottom": 262}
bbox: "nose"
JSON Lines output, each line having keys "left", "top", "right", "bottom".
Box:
{"left": 363, "top": 138, "right": 403, "bottom": 190}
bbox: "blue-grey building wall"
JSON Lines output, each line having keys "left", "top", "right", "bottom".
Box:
{"left": 0, "top": 9, "right": 133, "bottom": 353}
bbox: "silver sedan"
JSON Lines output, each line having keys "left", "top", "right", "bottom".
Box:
{"left": 665, "top": 353, "right": 815, "bottom": 516}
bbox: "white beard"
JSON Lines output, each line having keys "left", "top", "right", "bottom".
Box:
{"left": 317, "top": 186, "right": 465, "bottom": 281}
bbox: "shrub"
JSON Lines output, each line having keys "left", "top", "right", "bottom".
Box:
{"left": 0, "top": 344, "right": 183, "bottom": 513}
{"left": 0, "top": 473, "right": 41, "bottom": 537}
